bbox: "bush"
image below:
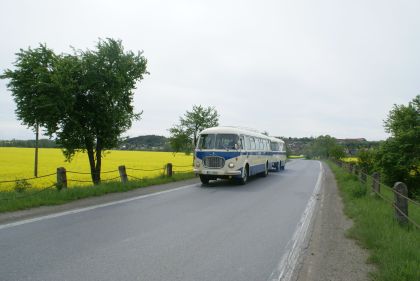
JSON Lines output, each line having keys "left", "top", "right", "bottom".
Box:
{"left": 14, "top": 179, "right": 31, "bottom": 193}
{"left": 356, "top": 148, "right": 376, "bottom": 174}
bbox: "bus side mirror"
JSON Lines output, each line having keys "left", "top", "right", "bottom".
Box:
{"left": 234, "top": 143, "right": 239, "bottom": 150}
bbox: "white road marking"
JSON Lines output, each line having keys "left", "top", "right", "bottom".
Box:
{"left": 0, "top": 183, "right": 198, "bottom": 230}
{"left": 267, "top": 161, "right": 324, "bottom": 281}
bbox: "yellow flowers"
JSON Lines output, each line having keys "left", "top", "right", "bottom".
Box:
{"left": 341, "top": 157, "right": 359, "bottom": 163}
{"left": 0, "top": 148, "right": 192, "bottom": 190}
{"left": 288, "top": 155, "right": 304, "bottom": 159}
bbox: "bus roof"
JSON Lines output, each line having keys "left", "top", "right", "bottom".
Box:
{"left": 268, "top": 136, "right": 285, "bottom": 144}
{"left": 199, "top": 126, "right": 271, "bottom": 139}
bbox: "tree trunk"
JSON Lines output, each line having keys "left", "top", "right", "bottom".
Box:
{"left": 34, "top": 123, "right": 39, "bottom": 177}
{"left": 192, "top": 132, "right": 196, "bottom": 166}
{"left": 94, "top": 147, "right": 102, "bottom": 185}
{"left": 86, "top": 147, "right": 98, "bottom": 185}
{"left": 86, "top": 138, "right": 102, "bottom": 185}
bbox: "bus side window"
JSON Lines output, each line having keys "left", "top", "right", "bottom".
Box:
{"left": 239, "top": 136, "right": 244, "bottom": 149}
{"left": 250, "top": 137, "right": 256, "bottom": 150}
{"left": 244, "top": 136, "right": 250, "bottom": 149}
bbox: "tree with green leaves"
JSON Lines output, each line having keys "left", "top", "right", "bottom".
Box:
{"left": 169, "top": 105, "right": 219, "bottom": 154}
{"left": 2, "top": 39, "right": 148, "bottom": 185}
{"left": 1, "top": 44, "right": 64, "bottom": 177}
{"left": 376, "top": 95, "right": 419, "bottom": 197}
{"left": 304, "top": 135, "right": 345, "bottom": 159}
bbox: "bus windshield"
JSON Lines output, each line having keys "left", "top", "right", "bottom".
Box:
{"left": 270, "top": 142, "right": 280, "bottom": 151}
{"left": 198, "top": 134, "right": 240, "bottom": 150}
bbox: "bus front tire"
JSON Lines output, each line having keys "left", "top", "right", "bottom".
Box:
{"left": 238, "top": 166, "right": 248, "bottom": 185}
{"left": 199, "top": 175, "right": 210, "bottom": 185}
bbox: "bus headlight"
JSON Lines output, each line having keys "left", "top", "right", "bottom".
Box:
{"left": 228, "top": 163, "right": 235, "bottom": 168}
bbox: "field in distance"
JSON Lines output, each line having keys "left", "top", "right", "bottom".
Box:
{"left": 0, "top": 147, "right": 193, "bottom": 190}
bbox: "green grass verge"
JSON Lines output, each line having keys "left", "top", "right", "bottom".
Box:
{"left": 0, "top": 172, "right": 196, "bottom": 213}
{"left": 327, "top": 161, "right": 420, "bottom": 281}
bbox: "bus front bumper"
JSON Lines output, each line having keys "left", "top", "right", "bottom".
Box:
{"left": 193, "top": 169, "right": 242, "bottom": 176}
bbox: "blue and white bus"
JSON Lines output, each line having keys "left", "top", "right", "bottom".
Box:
{"left": 194, "top": 126, "right": 274, "bottom": 185}
{"left": 269, "top": 136, "right": 287, "bottom": 171}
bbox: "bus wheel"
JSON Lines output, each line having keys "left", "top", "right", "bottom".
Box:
{"left": 238, "top": 166, "right": 248, "bottom": 185}
{"left": 199, "top": 175, "right": 210, "bottom": 185}
{"left": 262, "top": 162, "right": 268, "bottom": 177}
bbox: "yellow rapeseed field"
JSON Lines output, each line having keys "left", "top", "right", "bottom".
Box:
{"left": 0, "top": 147, "right": 193, "bottom": 190}
{"left": 341, "top": 157, "right": 359, "bottom": 163}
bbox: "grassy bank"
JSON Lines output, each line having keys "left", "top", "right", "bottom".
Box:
{"left": 0, "top": 172, "right": 195, "bottom": 213}
{"left": 327, "top": 161, "right": 420, "bottom": 281}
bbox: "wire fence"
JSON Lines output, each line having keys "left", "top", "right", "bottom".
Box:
{"left": 0, "top": 184, "right": 56, "bottom": 201}
{"left": 173, "top": 169, "right": 194, "bottom": 173}
{"left": 0, "top": 172, "right": 56, "bottom": 184}
{"left": 172, "top": 164, "right": 194, "bottom": 168}
{"left": 0, "top": 163, "right": 194, "bottom": 193}
{"left": 126, "top": 167, "right": 165, "bottom": 172}
{"left": 333, "top": 159, "right": 420, "bottom": 230}
{"left": 365, "top": 173, "right": 420, "bottom": 207}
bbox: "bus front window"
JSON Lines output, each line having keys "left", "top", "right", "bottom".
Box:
{"left": 215, "top": 134, "right": 239, "bottom": 150}
{"left": 198, "top": 134, "right": 216, "bottom": 149}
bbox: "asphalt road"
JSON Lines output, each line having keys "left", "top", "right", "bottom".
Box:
{"left": 0, "top": 159, "right": 322, "bottom": 281}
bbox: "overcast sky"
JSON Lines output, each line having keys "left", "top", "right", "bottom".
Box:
{"left": 1, "top": 0, "right": 419, "bottom": 141}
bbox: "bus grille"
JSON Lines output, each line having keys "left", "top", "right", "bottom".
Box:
{"left": 203, "top": 156, "right": 225, "bottom": 169}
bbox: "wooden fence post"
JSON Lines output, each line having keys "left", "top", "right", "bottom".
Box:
{"left": 56, "top": 167, "right": 67, "bottom": 189}
{"left": 166, "top": 163, "right": 173, "bottom": 177}
{"left": 360, "top": 171, "right": 367, "bottom": 183}
{"left": 119, "top": 165, "right": 128, "bottom": 184}
{"left": 372, "top": 172, "right": 380, "bottom": 194}
{"left": 393, "top": 182, "right": 408, "bottom": 224}
{"left": 348, "top": 163, "right": 353, "bottom": 173}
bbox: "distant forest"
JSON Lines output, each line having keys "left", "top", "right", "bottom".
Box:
{"left": 280, "top": 137, "right": 380, "bottom": 156}
{"left": 0, "top": 139, "right": 58, "bottom": 148}
{"left": 119, "top": 135, "right": 173, "bottom": 151}
{"left": 0, "top": 135, "right": 379, "bottom": 155}
{"left": 0, "top": 135, "right": 174, "bottom": 151}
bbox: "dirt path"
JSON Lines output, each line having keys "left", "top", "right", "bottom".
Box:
{"left": 294, "top": 162, "right": 375, "bottom": 281}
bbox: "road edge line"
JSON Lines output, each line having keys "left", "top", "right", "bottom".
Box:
{"left": 0, "top": 183, "right": 198, "bottom": 230}
{"left": 268, "top": 161, "right": 324, "bottom": 281}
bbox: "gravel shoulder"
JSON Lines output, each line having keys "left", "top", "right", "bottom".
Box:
{"left": 0, "top": 177, "right": 200, "bottom": 225}
{"left": 294, "top": 162, "right": 375, "bottom": 281}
